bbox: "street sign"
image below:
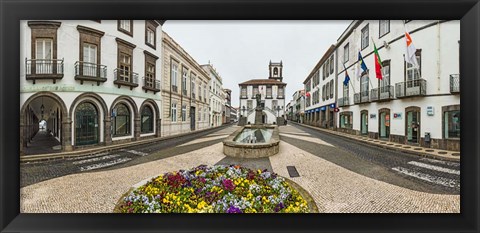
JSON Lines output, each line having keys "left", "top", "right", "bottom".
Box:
{"left": 334, "top": 108, "right": 339, "bottom": 112}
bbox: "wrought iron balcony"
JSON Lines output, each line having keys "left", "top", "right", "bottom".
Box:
{"left": 337, "top": 97, "right": 349, "bottom": 107}
{"left": 354, "top": 91, "right": 369, "bottom": 104}
{"left": 395, "top": 79, "right": 427, "bottom": 98}
{"left": 113, "top": 68, "right": 139, "bottom": 90}
{"left": 74, "top": 61, "right": 107, "bottom": 85}
{"left": 172, "top": 85, "right": 178, "bottom": 93}
{"left": 142, "top": 77, "right": 160, "bottom": 94}
{"left": 370, "top": 85, "right": 394, "bottom": 102}
{"left": 25, "top": 58, "right": 64, "bottom": 84}
{"left": 450, "top": 74, "right": 459, "bottom": 93}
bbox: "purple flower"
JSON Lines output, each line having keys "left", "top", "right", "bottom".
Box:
{"left": 222, "top": 179, "right": 236, "bottom": 191}
{"left": 274, "top": 203, "right": 285, "bottom": 212}
{"left": 227, "top": 205, "right": 242, "bottom": 213}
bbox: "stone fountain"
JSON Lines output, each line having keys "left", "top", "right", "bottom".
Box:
{"left": 223, "top": 94, "right": 280, "bottom": 158}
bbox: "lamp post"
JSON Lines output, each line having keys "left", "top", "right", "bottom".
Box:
{"left": 242, "top": 106, "right": 246, "bottom": 117}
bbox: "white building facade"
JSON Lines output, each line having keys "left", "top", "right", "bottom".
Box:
{"left": 161, "top": 32, "right": 210, "bottom": 137}
{"left": 20, "top": 20, "right": 165, "bottom": 155}
{"left": 304, "top": 45, "right": 337, "bottom": 129}
{"left": 202, "top": 64, "right": 224, "bottom": 127}
{"left": 336, "top": 20, "right": 460, "bottom": 151}
{"left": 238, "top": 61, "right": 286, "bottom": 125}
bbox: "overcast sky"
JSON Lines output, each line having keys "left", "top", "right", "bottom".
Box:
{"left": 163, "top": 20, "right": 351, "bottom": 108}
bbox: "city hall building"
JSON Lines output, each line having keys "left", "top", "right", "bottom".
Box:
{"left": 238, "top": 61, "right": 286, "bottom": 125}
{"left": 336, "top": 20, "right": 460, "bottom": 151}
{"left": 20, "top": 20, "right": 165, "bottom": 156}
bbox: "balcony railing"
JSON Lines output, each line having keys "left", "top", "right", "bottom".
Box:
{"left": 450, "top": 74, "right": 460, "bottom": 93}
{"left": 25, "top": 58, "right": 64, "bottom": 84}
{"left": 74, "top": 61, "right": 107, "bottom": 85}
{"left": 338, "top": 97, "right": 349, "bottom": 107}
{"left": 172, "top": 85, "right": 178, "bottom": 93}
{"left": 395, "top": 79, "right": 427, "bottom": 98}
{"left": 142, "top": 77, "right": 160, "bottom": 94}
{"left": 370, "top": 85, "right": 394, "bottom": 102}
{"left": 192, "top": 93, "right": 196, "bottom": 99}
{"left": 113, "top": 68, "right": 139, "bottom": 90}
{"left": 182, "top": 89, "right": 188, "bottom": 96}
{"left": 353, "top": 91, "right": 369, "bottom": 104}
{"left": 277, "top": 95, "right": 284, "bottom": 99}
{"left": 240, "top": 95, "right": 248, "bottom": 99}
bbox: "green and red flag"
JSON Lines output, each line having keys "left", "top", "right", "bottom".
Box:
{"left": 372, "top": 40, "right": 383, "bottom": 80}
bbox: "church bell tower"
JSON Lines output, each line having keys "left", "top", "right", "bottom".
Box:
{"left": 268, "top": 60, "right": 283, "bottom": 82}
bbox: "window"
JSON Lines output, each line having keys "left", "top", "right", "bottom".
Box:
{"left": 145, "top": 20, "right": 158, "bottom": 49}
{"left": 380, "top": 60, "right": 390, "bottom": 93}
{"left": 247, "top": 100, "right": 253, "bottom": 109}
{"left": 204, "top": 109, "right": 207, "bottom": 122}
{"left": 330, "top": 80, "right": 334, "bottom": 99}
{"left": 119, "top": 53, "right": 131, "bottom": 82}
{"left": 444, "top": 110, "right": 460, "bottom": 139}
{"left": 273, "top": 67, "right": 278, "bottom": 75}
{"left": 322, "top": 85, "right": 326, "bottom": 101}
{"left": 203, "top": 85, "right": 207, "bottom": 101}
{"left": 278, "top": 87, "right": 284, "bottom": 97}
{"left": 241, "top": 87, "right": 247, "bottom": 97}
{"left": 28, "top": 21, "right": 61, "bottom": 75}
{"left": 191, "top": 74, "right": 196, "bottom": 98}
{"left": 344, "top": 43, "right": 349, "bottom": 63}
{"left": 272, "top": 100, "right": 278, "bottom": 109}
{"left": 326, "top": 82, "right": 330, "bottom": 100}
{"left": 182, "top": 67, "right": 188, "bottom": 95}
{"left": 35, "top": 39, "right": 53, "bottom": 74}
{"left": 171, "top": 61, "right": 178, "bottom": 92}
{"left": 198, "top": 108, "right": 202, "bottom": 121}
{"left": 340, "top": 112, "right": 352, "bottom": 129}
{"left": 145, "top": 63, "right": 155, "bottom": 88}
{"left": 113, "top": 103, "right": 131, "bottom": 136}
{"left": 379, "top": 20, "right": 390, "bottom": 38}
{"left": 75, "top": 102, "right": 99, "bottom": 145}
{"left": 361, "top": 73, "right": 369, "bottom": 96}
{"left": 266, "top": 86, "right": 272, "bottom": 97}
{"left": 361, "top": 24, "right": 369, "bottom": 50}
{"left": 330, "top": 55, "right": 334, "bottom": 74}
{"left": 343, "top": 81, "right": 349, "bottom": 99}
{"left": 118, "top": 20, "right": 133, "bottom": 36}
{"left": 182, "top": 105, "right": 187, "bottom": 122}
{"left": 116, "top": 38, "right": 135, "bottom": 83}
{"left": 406, "top": 50, "right": 421, "bottom": 84}
{"left": 171, "top": 103, "right": 177, "bottom": 122}
{"left": 141, "top": 106, "right": 154, "bottom": 133}
{"left": 82, "top": 43, "right": 97, "bottom": 76}
{"left": 325, "top": 60, "right": 330, "bottom": 77}
{"left": 253, "top": 87, "right": 259, "bottom": 96}
{"left": 305, "top": 81, "right": 311, "bottom": 92}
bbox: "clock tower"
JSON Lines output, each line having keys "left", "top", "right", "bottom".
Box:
{"left": 268, "top": 60, "right": 283, "bottom": 82}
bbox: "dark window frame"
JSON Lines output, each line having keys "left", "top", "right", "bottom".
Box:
{"left": 145, "top": 20, "right": 158, "bottom": 50}
{"left": 141, "top": 105, "right": 154, "bottom": 134}
{"left": 112, "top": 103, "right": 131, "bottom": 137}
{"left": 379, "top": 20, "right": 391, "bottom": 38}
{"left": 118, "top": 20, "right": 133, "bottom": 37}
{"left": 361, "top": 24, "right": 370, "bottom": 51}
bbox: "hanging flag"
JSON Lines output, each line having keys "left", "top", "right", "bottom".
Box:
{"left": 305, "top": 92, "right": 311, "bottom": 98}
{"left": 342, "top": 64, "right": 350, "bottom": 86}
{"left": 356, "top": 51, "right": 368, "bottom": 80}
{"left": 372, "top": 41, "right": 383, "bottom": 80}
{"left": 404, "top": 25, "right": 419, "bottom": 68}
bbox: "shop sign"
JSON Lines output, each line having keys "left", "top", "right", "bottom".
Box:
{"left": 320, "top": 106, "right": 326, "bottom": 111}
{"left": 370, "top": 114, "right": 376, "bottom": 119}
{"left": 393, "top": 113, "right": 402, "bottom": 119}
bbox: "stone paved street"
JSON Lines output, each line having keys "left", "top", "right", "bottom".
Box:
{"left": 20, "top": 124, "right": 460, "bottom": 213}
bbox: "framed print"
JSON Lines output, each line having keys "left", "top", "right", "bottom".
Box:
{"left": 1, "top": 0, "right": 479, "bottom": 232}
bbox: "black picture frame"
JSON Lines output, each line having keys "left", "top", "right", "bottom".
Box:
{"left": 1, "top": 0, "right": 479, "bottom": 232}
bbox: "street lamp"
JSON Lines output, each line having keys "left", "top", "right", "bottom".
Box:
{"left": 242, "top": 106, "right": 246, "bottom": 117}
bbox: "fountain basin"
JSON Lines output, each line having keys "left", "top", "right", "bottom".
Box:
{"left": 223, "top": 125, "right": 280, "bottom": 158}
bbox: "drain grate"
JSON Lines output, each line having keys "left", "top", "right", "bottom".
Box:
{"left": 287, "top": 166, "right": 300, "bottom": 178}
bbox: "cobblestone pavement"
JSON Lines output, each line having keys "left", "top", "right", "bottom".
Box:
{"left": 20, "top": 125, "right": 238, "bottom": 188}
{"left": 20, "top": 124, "right": 459, "bottom": 213}
{"left": 280, "top": 125, "right": 460, "bottom": 195}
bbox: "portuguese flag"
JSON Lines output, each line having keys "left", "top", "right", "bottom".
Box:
{"left": 373, "top": 41, "right": 383, "bottom": 80}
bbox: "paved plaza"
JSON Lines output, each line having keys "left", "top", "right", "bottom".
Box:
{"left": 20, "top": 125, "right": 460, "bottom": 213}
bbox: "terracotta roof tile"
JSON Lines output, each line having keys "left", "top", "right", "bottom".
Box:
{"left": 238, "top": 79, "right": 286, "bottom": 85}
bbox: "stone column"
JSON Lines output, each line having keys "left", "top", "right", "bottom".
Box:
{"left": 62, "top": 117, "right": 73, "bottom": 152}
{"left": 134, "top": 117, "right": 141, "bottom": 140}
{"left": 104, "top": 117, "right": 112, "bottom": 145}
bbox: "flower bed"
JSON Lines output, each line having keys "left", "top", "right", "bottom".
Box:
{"left": 116, "top": 165, "right": 310, "bottom": 213}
